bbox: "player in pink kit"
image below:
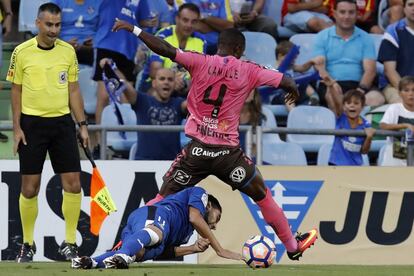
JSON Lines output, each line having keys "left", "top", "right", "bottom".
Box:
{"left": 112, "top": 19, "right": 317, "bottom": 261}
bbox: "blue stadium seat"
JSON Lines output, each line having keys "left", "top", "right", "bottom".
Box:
{"left": 289, "top": 34, "right": 317, "bottom": 68}
{"left": 287, "top": 106, "right": 335, "bottom": 152}
{"left": 317, "top": 143, "right": 370, "bottom": 166}
{"left": 101, "top": 103, "right": 137, "bottom": 151}
{"left": 242, "top": 31, "right": 277, "bottom": 68}
{"left": 18, "top": 0, "right": 47, "bottom": 34}
{"left": 129, "top": 142, "right": 137, "bottom": 160}
{"left": 369, "top": 33, "right": 385, "bottom": 75}
{"left": 261, "top": 106, "right": 282, "bottom": 144}
{"left": 78, "top": 66, "right": 97, "bottom": 114}
{"left": 180, "top": 119, "right": 191, "bottom": 148}
{"left": 263, "top": 104, "right": 289, "bottom": 117}
{"left": 263, "top": 141, "right": 307, "bottom": 165}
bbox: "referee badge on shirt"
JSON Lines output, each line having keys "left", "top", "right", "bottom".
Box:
{"left": 59, "top": 71, "right": 68, "bottom": 84}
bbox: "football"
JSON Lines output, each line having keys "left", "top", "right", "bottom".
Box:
{"left": 242, "top": 235, "right": 276, "bottom": 268}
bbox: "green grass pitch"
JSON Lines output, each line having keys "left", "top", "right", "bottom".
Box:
{"left": 0, "top": 263, "right": 413, "bottom": 276}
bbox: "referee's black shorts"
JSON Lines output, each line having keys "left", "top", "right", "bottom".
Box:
{"left": 92, "top": 48, "right": 136, "bottom": 83}
{"left": 18, "top": 113, "right": 81, "bottom": 174}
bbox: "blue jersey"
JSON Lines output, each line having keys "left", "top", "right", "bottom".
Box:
{"left": 133, "top": 92, "right": 185, "bottom": 160}
{"left": 329, "top": 113, "right": 371, "bottom": 166}
{"left": 52, "top": 0, "right": 103, "bottom": 44}
{"left": 123, "top": 187, "right": 208, "bottom": 261}
{"left": 94, "top": 0, "right": 143, "bottom": 61}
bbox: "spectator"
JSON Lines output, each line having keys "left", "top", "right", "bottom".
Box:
{"left": 52, "top": 0, "right": 103, "bottom": 66}
{"left": 140, "top": 3, "right": 207, "bottom": 95}
{"left": 93, "top": 0, "right": 145, "bottom": 155}
{"left": 0, "top": 0, "right": 12, "bottom": 142}
{"left": 272, "top": 40, "right": 319, "bottom": 111}
{"left": 355, "top": 0, "right": 383, "bottom": 33}
{"left": 230, "top": 0, "right": 278, "bottom": 40}
{"left": 313, "top": 0, "right": 384, "bottom": 109}
{"left": 328, "top": 89, "right": 376, "bottom": 165}
{"left": 281, "top": 0, "right": 333, "bottom": 33}
{"left": 137, "top": 0, "right": 171, "bottom": 34}
{"left": 380, "top": 76, "right": 414, "bottom": 166}
{"left": 184, "top": 0, "right": 234, "bottom": 54}
{"left": 378, "top": 0, "right": 414, "bottom": 104}
{"left": 101, "top": 59, "right": 187, "bottom": 160}
{"left": 165, "top": 0, "right": 179, "bottom": 23}
{"left": 7, "top": 3, "right": 89, "bottom": 262}
{"left": 380, "top": 0, "right": 404, "bottom": 29}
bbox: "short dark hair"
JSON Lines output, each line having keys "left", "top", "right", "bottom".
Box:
{"left": 178, "top": 3, "right": 200, "bottom": 16}
{"left": 218, "top": 28, "right": 245, "bottom": 49}
{"left": 399, "top": 76, "right": 414, "bottom": 91}
{"left": 343, "top": 89, "right": 366, "bottom": 106}
{"left": 334, "top": 0, "right": 357, "bottom": 9}
{"left": 403, "top": 0, "right": 409, "bottom": 7}
{"left": 275, "top": 40, "right": 294, "bottom": 58}
{"left": 38, "top": 2, "right": 61, "bottom": 17}
{"left": 208, "top": 194, "right": 222, "bottom": 213}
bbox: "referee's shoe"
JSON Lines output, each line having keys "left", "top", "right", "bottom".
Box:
{"left": 59, "top": 241, "right": 79, "bottom": 261}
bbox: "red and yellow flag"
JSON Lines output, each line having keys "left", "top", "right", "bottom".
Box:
{"left": 90, "top": 167, "right": 117, "bottom": 236}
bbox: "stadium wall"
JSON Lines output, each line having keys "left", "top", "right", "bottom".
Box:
{"left": 0, "top": 161, "right": 413, "bottom": 265}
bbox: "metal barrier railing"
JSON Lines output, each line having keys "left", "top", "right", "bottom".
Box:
{"left": 0, "top": 123, "right": 411, "bottom": 166}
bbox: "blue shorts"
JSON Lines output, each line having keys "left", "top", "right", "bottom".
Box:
{"left": 121, "top": 205, "right": 171, "bottom": 258}
{"left": 283, "top": 11, "right": 332, "bottom": 32}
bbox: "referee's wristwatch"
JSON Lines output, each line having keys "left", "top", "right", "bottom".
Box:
{"left": 77, "top": 120, "right": 88, "bottom": 127}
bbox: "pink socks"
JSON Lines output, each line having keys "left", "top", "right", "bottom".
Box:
{"left": 255, "top": 188, "right": 298, "bottom": 252}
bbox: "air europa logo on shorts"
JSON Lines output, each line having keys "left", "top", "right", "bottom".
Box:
{"left": 191, "top": 147, "right": 230, "bottom": 157}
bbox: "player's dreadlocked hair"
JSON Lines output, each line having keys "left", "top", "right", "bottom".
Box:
{"left": 208, "top": 194, "right": 222, "bottom": 213}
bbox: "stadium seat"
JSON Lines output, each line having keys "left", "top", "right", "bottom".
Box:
{"left": 243, "top": 31, "right": 277, "bottom": 68}
{"left": 286, "top": 106, "right": 335, "bottom": 152}
{"left": 317, "top": 143, "right": 370, "bottom": 166}
{"left": 289, "top": 34, "right": 317, "bottom": 68}
{"left": 78, "top": 66, "right": 97, "bottom": 114}
{"left": 180, "top": 119, "right": 191, "bottom": 148}
{"left": 263, "top": 141, "right": 307, "bottom": 165}
{"left": 263, "top": 104, "right": 289, "bottom": 117}
{"left": 129, "top": 142, "right": 137, "bottom": 160}
{"left": 18, "top": 0, "right": 48, "bottom": 34}
{"left": 369, "top": 33, "right": 384, "bottom": 75}
{"left": 261, "top": 106, "right": 282, "bottom": 144}
{"left": 101, "top": 103, "right": 137, "bottom": 151}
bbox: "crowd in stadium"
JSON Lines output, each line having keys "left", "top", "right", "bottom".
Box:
{"left": 2, "top": 0, "right": 414, "bottom": 167}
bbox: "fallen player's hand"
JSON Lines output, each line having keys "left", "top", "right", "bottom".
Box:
{"left": 193, "top": 238, "right": 210, "bottom": 253}
{"left": 112, "top": 18, "right": 134, "bottom": 33}
{"left": 217, "top": 249, "right": 242, "bottom": 260}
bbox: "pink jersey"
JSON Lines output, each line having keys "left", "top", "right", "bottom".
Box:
{"left": 175, "top": 49, "right": 284, "bottom": 147}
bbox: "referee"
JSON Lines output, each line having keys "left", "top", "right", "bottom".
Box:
{"left": 6, "top": 3, "right": 89, "bottom": 262}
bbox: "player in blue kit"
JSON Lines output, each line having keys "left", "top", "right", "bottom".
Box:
{"left": 71, "top": 187, "right": 240, "bottom": 269}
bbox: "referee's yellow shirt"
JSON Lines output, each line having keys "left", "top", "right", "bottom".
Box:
{"left": 6, "top": 37, "right": 79, "bottom": 117}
